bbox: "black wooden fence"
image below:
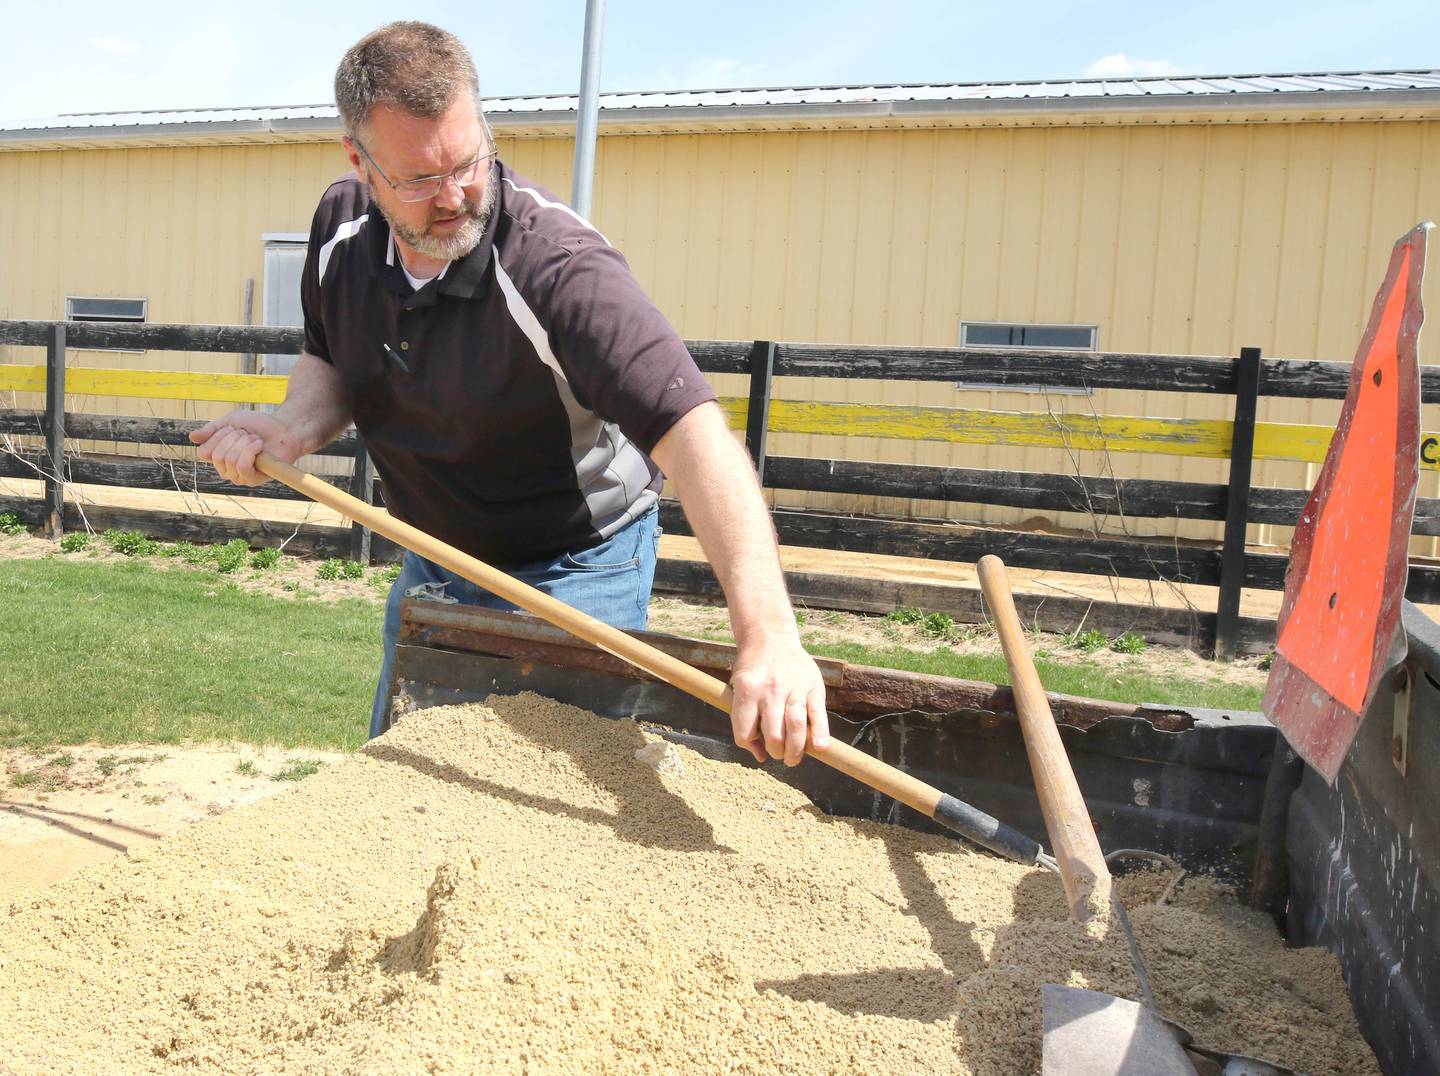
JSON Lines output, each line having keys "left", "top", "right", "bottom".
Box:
{"left": 2, "top": 319, "right": 1436, "bottom": 658}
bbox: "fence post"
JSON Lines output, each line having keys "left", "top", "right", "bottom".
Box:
{"left": 1215, "top": 346, "right": 1262, "bottom": 660}
{"left": 347, "top": 434, "right": 373, "bottom": 564}
{"left": 745, "top": 340, "right": 776, "bottom": 484}
{"left": 42, "top": 322, "right": 66, "bottom": 538}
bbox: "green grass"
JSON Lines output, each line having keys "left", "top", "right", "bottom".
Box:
{"left": 0, "top": 554, "right": 1262, "bottom": 754}
{"left": 272, "top": 759, "right": 323, "bottom": 781}
{"left": 0, "top": 559, "right": 379, "bottom": 750}
{"left": 805, "top": 641, "right": 1264, "bottom": 711}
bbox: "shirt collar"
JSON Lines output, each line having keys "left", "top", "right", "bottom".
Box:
{"left": 437, "top": 160, "right": 505, "bottom": 301}
{"left": 363, "top": 159, "right": 505, "bottom": 306}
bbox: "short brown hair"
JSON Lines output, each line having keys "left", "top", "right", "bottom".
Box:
{"left": 334, "top": 21, "right": 481, "bottom": 137}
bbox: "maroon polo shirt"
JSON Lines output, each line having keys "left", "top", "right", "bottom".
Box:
{"left": 300, "top": 162, "right": 715, "bottom": 565}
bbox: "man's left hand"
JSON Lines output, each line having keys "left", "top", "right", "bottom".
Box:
{"left": 728, "top": 632, "right": 830, "bottom": 766}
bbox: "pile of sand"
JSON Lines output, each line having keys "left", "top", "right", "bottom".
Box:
{"left": 1, "top": 694, "right": 1379, "bottom": 1074}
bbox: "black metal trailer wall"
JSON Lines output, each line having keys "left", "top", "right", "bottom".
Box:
{"left": 1287, "top": 602, "right": 1440, "bottom": 1076}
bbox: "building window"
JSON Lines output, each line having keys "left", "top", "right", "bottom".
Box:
{"left": 66, "top": 296, "right": 148, "bottom": 323}
{"left": 957, "top": 320, "right": 1097, "bottom": 394}
{"left": 65, "top": 296, "right": 148, "bottom": 352}
{"left": 961, "top": 321, "right": 1097, "bottom": 350}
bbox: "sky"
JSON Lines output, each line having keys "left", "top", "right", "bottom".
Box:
{"left": 2, "top": 0, "right": 1438, "bottom": 123}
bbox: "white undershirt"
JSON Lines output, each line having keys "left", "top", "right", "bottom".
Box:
{"left": 401, "top": 262, "right": 444, "bottom": 292}
{"left": 388, "top": 233, "right": 450, "bottom": 292}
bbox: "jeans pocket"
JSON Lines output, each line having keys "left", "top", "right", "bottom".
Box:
{"left": 560, "top": 549, "right": 641, "bottom": 573}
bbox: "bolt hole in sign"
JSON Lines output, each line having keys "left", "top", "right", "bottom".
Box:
{"left": 1263, "top": 222, "right": 1430, "bottom": 783}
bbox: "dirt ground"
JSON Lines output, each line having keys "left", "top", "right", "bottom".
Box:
{"left": 0, "top": 744, "right": 345, "bottom": 905}
{"left": 0, "top": 475, "right": 1297, "bottom": 616}
{"left": 0, "top": 695, "right": 1379, "bottom": 1074}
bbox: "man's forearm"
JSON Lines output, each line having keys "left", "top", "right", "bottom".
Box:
{"left": 652, "top": 401, "right": 827, "bottom": 765}
{"left": 274, "top": 352, "right": 354, "bottom": 456}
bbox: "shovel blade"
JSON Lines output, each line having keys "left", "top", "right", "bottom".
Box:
{"left": 1041, "top": 984, "right": 1196, "bottom": 1076}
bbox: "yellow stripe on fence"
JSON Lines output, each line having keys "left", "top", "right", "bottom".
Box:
{"left": 718, "top": 396, "right": 1423, "bottom": 470}
{"left": 0, "top": 365, "right": 1399, "bottom": 469}
{"left": 0, "top": 365, "right": 288, "bottom": 404}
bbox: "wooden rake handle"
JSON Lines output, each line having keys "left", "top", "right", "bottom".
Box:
{"left": 977, "top": 554, "right": 1113, "bottom": 922}
{"left": 255, "top": 452, "right": 1046, "bottom": 866}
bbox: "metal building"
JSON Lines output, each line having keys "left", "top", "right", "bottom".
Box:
{"left": 2, "top": 72, "right": 1438, "bottom": 541}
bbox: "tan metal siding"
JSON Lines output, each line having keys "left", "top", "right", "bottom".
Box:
{"left": 2, "top": 120, "right": 1437, "bottom": 547}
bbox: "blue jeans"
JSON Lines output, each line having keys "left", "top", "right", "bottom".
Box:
{"left": 370, "top": 507, "right": 660, "bottom": 737}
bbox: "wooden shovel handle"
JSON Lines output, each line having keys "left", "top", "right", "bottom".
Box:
{"left": 977, "top": 554, "right": 1113, "bottom": 922}
{"left": 255, "top": 453, "right": 1044, "bottom": 865}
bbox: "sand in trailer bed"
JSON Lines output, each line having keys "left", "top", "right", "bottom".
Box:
{"left": 1, "top": 694, "right": 1378, "bottom": 1074}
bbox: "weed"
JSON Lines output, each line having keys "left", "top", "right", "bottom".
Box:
{"left": 1111, "top": 631, "right": 1147, "bottom": 654}
{"left": 104, "top": 529, "right": 158, "bottom": 557}
{"left": 885, "top": 607, "right": 925, "bottom": 626}
{"left": 282, "top": 581, "right": 302, "bottom": 593}
{"left": 795, "top": 610, "right": 807, "bottom": 628}
{"left": 214, "top": 539, "right": 250, "bottom": 574}
{"left": 235, "top": 759, "right": 259, "bottom": 777}
{"left": 1066, "top": 628, "right": 1110, "bottom": 652}
{"left": 119, "top": 754, "right": 149, "bottom": 766}
{"left": 272, "top": 759, "right": 323, "bottom": 782}
{"left": 96, "top": 755, "right": 118, "bottom": 776}
{"left": 41, "top": 775, "right": 62, "bottom": 793}
{"left": 1258, "top": 651, "right": 1275, "bottom": 670}
{"left": 150, "top": 752, "right": 169, "bottom": 763}
{"left": 172, "top": 542, "right": 211, "bottom": 564}
{"left": 9, "top": 770, "right": 39, "bottom": 788}
{"left": 141, "top": 793, "right": 166, "bottom": 806}
{"left": 921, "top": 611, "right": 956, "bottom": 641}
{"left": 371, "top": 563, "right": 401, "bottom": 590}
{"left": 59, "top": 533, "right": 90, "bottom": 553}
{"left": 0, "top": 512, "right": 25, "bottom": 536}
{"left": 47, "top": 752, "right": 75, "bottom": 768}
{"left": 316, "top": 559, "right": 365, "bottom": 581}
{"left": 250, "top": 547, "right": 282, "bottom": 571}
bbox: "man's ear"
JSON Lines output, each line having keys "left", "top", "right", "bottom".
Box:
{"left": 342, "top": 137, "right": 366, "bottom": 183}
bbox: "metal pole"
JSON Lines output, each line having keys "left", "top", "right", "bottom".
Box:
{"left": 570, "top": 0, "right": 606, "bottom": 218}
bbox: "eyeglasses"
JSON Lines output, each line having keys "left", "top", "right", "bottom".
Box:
{"left": 352, "top": 137, "right": 497, "bottom": 203}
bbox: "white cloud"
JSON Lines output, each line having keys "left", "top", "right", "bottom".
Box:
{"left": 83, "top": 37, "right": 142, "bottom": 56}
{"left": 1084, "top": 52, "right": 1181, "bottom": 78}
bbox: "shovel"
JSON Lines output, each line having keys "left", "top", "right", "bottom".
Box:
{"left": 977, "top": 555, "right": 1296, "bottom": 1076}
{"left": 251, "top": 452, "right": 1051, "bottom": 869}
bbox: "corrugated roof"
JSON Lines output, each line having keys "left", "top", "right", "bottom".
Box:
{"left": 482, "top": 70, "right": 1440, "bottom": 111}
{"left": 4, "top": 69, "right": 1438, "bottom": 147}
{"left": 26, "top": 104, "right": 338, "bottom": 130}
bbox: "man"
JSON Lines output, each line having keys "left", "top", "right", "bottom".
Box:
{"left": 192, "top": 21, "right": 828, "bottom": 766}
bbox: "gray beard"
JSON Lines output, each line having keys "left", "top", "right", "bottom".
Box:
{"left": 374, "top": 163, "right": 499, "bottom": 262}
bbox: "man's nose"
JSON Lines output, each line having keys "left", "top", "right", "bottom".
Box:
{"left": 433, "top": 174, "right": 466, "bottom": 210}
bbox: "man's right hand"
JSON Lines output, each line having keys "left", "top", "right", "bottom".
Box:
{"left": 189, "top": 410, "right": 302, "bottom": 487}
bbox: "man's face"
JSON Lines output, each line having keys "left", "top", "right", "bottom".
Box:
{"left": 346, "top": 95, "right": 498, "bottom": 263}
